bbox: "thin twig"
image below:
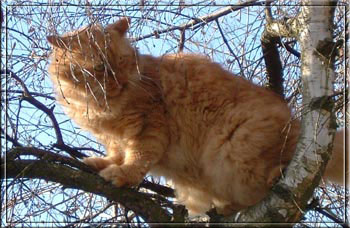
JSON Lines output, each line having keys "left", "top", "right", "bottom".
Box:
{"left": 1, "top": 128, "right": 23, "bottom": 147}
{"left": 6, "top": 147, "right": 93, "bottom": 173}
{"left": 132, "top": 0, "right": 265, "bottom": 42}
{"left": 2, "top": 89, "right": 56, "bottom": 100}
{"left": 3, "top": 69, "right": 86, "bottom": 159}
{"left": 215, "top": 18, "right": 245, "bottom": 78}
{"left": 282, "top": 40, "right": 300, "bottom": 58}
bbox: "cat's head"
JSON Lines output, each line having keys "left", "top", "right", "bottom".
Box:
{"left": 47, "top": 17, "right": 136, "bottom": 100}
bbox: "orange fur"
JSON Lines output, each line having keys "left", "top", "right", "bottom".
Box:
{"left": 47, "top": 18, "right": 345, "bottom": 215}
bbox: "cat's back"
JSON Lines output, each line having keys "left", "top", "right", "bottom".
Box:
{"left": 152, "top": 51, "right": 293, "bottom": 169}
{"left": 155, "top": 52, "right": 289, "bottom": 125}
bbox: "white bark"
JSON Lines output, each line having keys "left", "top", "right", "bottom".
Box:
{"left": 287, "top": 0, "right": 337, "bottom": 187}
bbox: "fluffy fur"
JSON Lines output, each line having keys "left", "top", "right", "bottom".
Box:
{"left": 47, "top": 18, "right": 345, "bottom": 215}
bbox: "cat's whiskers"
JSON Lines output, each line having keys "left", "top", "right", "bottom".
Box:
{"left": 134, "top": 49, "right": 142, "bottom": 80}
{"left": 81, "top": 68, "right": 111, "bottom": 109}
{"left": 91, "top": 36, "right": 121, "bottom": 89}
{"left": 69, "top": 63, "right": 80, "bottom": 83}
{"left": 103, "top": 59, "right": 119, "bottom": 88}
{"left": 100, "top": 29, "right": 120, "bottom": 87}
{"left": 55, "top": 64, "right": 70, "bottom": 105}
{"left": 102, "top": 71, "right": 111, "bottom": 111}
{"left": 82, "top": 80, "right": 99, "bottom": 121}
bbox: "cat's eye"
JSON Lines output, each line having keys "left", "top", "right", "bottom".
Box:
{"left": 94, "top": 63, "right": 105, "bottom": 72}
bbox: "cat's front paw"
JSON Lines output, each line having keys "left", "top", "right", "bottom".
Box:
{"left": 99, "top": 164, "right": 143, "bottom": 187}
{"left": 83, "top": 156, "right": 114, "bottom": 171}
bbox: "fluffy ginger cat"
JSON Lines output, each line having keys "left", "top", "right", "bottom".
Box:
{"left": 47, "top": 18, "right": 344, "bottom": 216}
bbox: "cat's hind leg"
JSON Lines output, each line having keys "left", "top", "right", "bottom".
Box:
{"left": 174, "top": 183, "right": 212, "bottom": 216}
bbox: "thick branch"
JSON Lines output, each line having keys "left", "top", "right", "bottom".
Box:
{"left": 263, "top": 9, "right": 300, "bottom": 39}
{"left": 261, "top": 31, "right": 284, "bottom": 97}
{"left": 2, "top": 155, "right": 173, "bottom": 223}
{"left": 6, "top": 146, "right": 176, "bottom": 196}
{"left": 260, "top": 2, "right": 285, "bottom": 97}
{"left": 177, "top": 28, "right": 185, "bottom": 53}
{"left": 260, "top": 1, "right": 306, "bottom": 98}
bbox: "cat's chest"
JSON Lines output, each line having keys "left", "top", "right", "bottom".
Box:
{"left": 151, "top": 143, "right": 203, "bottom": 181}
{"left": 150, "top": 115, "right": 208, "bottom": 181}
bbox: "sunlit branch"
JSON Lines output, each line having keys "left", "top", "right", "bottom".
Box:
{"left": 1, "top": 158, "right": 173, "bottom": 223}
{"left": 132, "top": 0, "right": 271, "bottom": 42}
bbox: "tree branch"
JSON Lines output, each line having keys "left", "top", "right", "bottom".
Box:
{"left": 177, "top": 28, "right": 185, "bottom": 53}
{"left": 140, "top": 180, "right": 175, "bottom": 198}
{"left": 282, "top": 40, "right": 301, "bottom": 58}
{"left": 6, "top": 147, "right": 92, "bottom": 173}
{"left": 2, "top": 151, "right": 174, "bottom": 223}
{"left": 305, "top": 198, "right": 346, "bottom": 226}
{"left": 1, "top": 128, "right": 23, "bottom": 147}
{"left": 261, "top": 1, "right": 284, "bottom": 97}
{"left": 3, "top": 69, "right": 87, "bottom": 159}
{"left": 132, "top": 0, "right": 270, "bottom": 42}
{"left": 314, "top": 207, "right": 346, "bottom": 227}
{"left": 215, "top": 18, "right": 245, "bottom": 78}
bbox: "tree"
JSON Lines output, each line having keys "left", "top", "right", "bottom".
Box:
{"left": 1, "top": 0, "right": 347, "bottom": 227}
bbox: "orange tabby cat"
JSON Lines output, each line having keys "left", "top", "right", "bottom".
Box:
{"left": 47, "top": 18, "right": 345, "bottom": 215}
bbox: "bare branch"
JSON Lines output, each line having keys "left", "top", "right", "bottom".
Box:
{"left": 1, "top": 128, "right": 23, "bottom": 147}
{"left": 2, "top": 156, "right": 173, "bottom": 223}
{"left": 261, "top": 1, "right": 284, "bottom": 97}
{"left": 6, "top": 147, "right": 92, "bottom": 173}
{"left": 3, "top": 69, "right": 87, "bottom": 159}
{"left": 178, "top": 28, "right": 185, "bottom": 53}
{"left": 282, "top": 40, "right": 301, "bottom": 58}
{"left": 132, "top": 0, "right": 268, "bottom": 42}
{"left": 140, "top": 180, "right": 175, "bottom": 198}
{"left": 215, "top": 18, "right": 245, "bottom": 78}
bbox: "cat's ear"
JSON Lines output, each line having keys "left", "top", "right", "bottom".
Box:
{"left": 107, "top": 17, "right": 130, "bottom": 35}
{"left": 47, "top": 35, "right": 76, "bottom": 49}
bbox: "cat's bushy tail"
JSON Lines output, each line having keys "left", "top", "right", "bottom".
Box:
{"left": 323, "top": 129, "right": 347, "bottom": 186}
